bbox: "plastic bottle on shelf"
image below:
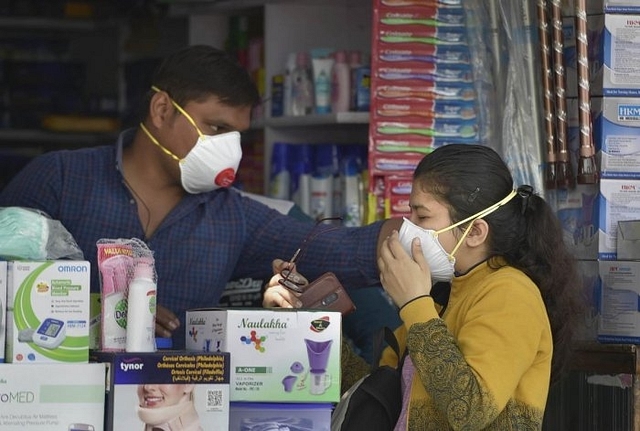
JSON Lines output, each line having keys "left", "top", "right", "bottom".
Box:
{"left": 125, "top": 257, "right": 157, "bottom": 352}
{"left": 269, "top": 142, "right": 291, "bottom": 200}
{"left": 291, "top": 51, "right": 314, "bottom": 116}
{"left": 348, "top": 50, "right": 363, "bottom": 111}
{"left": 331, "top": 50, "right": 351, "bottom": 114}
{"left": 283, "top": 52, "right": 297, "bottom": 117}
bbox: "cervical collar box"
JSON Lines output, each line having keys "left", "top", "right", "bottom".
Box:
{"left": 0, "top": 261, "right": 7, "bottom": 363}
{"left": 91, "top": 351, "right": 231, "bottom": 431}
{"left": 185, "top": 308, "right": 342, "bottom": 403}
{"left": 5, "top": 260, "right": 90, "bottom": 363}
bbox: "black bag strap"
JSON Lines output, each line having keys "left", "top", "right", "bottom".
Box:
{"left": 372, "top": 326, "right": 408, "bottom": 372}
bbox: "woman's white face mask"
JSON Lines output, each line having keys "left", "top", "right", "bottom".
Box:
{"left": 398, "top": 189, "right": 518, "bottom": 282}
{"left": 140, "top": 86, "right": 242, "bottom": 194}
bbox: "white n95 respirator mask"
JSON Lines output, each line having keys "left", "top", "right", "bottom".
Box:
{"left": 398, "top": 189, "right": 519, "bottom": 282}
{"left": 398, "top": 217, "right": 456, "bottom": 283}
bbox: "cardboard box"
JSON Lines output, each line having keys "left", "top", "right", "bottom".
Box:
{"left": 229, "top": 402, "right": 332, "bottom": 431}
{"left": 185, "top": 308, "right": 342, "bottom": 403}
{"left": 597, "top": 179, "right": 640, "bottom": 260}
{"left": 0, "top": 363, "right": 105, "bottom": 431}
{"left": 603, "top": 15, "right": 640, "bottom": 96}
{"left": 6, "top": 260, "right": 90, "bottom": 363}
{"left": 598, "top": 260, "right": 640, "bottom": 343}
{"left": 594, "top": 97, "right": 640, "bottom": 179}
{"left": 94, "top": 351, "right": 230, "bottom": 431}
{"left": 0, "top": 261, "right": 6, "bottom": 362}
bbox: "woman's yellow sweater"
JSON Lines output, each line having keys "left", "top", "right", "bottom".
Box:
{"left": 341, "top": 261, "right": 553, "bottom": 430}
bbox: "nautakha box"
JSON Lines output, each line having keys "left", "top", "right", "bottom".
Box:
{"left": 93, "top": 351, "right": 231, "bottom": 431}
{"left": 5, "top": 260, "right": 90, "bottom": 363}
{"left": 185, "top": 308, "right": 342, "bottom": 403}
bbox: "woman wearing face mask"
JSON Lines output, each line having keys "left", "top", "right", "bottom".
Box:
{"left": 136, "top": 384, "right": 202, "bottom": 431}
{"left": 264, "top": 144, "right": 583, "bottom": 430}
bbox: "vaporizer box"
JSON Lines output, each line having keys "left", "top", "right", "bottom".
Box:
{"left": 603, "top": 15, "right": 640, "bottom": 97}
{"left": 5, "top": 260, "right": 90, "bottom": 363}
{"left": 598, "top": 260, "right": 640, "bottom": 343}
{"left": 229, "top": 402, "right": 333, "bottom": 431}
{"left": 597, "top": 179, "right": 640, "bottom": 260}
{"left": 0, "top": 363, "right": 105, "bottom": 431}
{"left": 185, "top": 308, "right": 342, "bottom": 403}
{"left": 93, "top": 351, "right": 230, "bottom": 431}
{"left": 594, "top": 97, "right": 640, "bottom": 179}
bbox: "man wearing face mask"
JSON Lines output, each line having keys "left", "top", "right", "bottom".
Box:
{"left": 0, "top": 45, "right": 403, "bottom": 350}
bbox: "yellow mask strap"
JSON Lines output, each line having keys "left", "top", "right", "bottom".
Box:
{"left": 151, "top": 85, "right": 204, "bottom": 138}
{"left": 139, "top": 122, "right": 181, "bottom": 162}
{"left": 438, "top": 189, "right": 519, "bottom": 257}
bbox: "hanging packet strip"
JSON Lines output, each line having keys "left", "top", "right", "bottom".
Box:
{"left": 96, "top": 237, "right": 156, "bottom": 352}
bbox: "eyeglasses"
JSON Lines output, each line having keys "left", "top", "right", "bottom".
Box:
{"left": 278, "top": 217, "right": 342, "bottom": 293}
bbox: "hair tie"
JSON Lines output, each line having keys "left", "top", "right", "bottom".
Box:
{"left": 517, "top": 185, "right": 533, "bottom": 215}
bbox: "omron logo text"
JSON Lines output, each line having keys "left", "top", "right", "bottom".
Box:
{"left": 57, "top": 264, "right": 88, "bottom": 273}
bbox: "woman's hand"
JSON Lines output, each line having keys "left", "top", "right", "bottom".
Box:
{"left": 262, "top": 258, "right": 305, "bottom": 308}
{"left": 378, "top": 230, "right": 433, "bottom": 308}
{"left": 155, "top": 304, "right": 181, "bottom": 338}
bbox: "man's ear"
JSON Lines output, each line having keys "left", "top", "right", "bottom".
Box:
{"left": 148, "top": 90, "right": 174, "bottom": 129}
{"left": 465, "top": 218, "right": 489, "bottom": 248}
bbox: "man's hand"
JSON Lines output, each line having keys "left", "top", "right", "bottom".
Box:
{"left": 155, "top": 304, "right": 181, "bottom": 338}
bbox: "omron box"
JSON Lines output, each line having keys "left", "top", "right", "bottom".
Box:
{"left": 6, "top": 260, "right": 90, "bottom": 363}
{"left": 185, "top": 308, "right": 342, "bottom": 403}
{"left": 94, "top": 351, "right": 230, "bottom": 431}
{"left": 0, "top": 363, "right": 105, "bottom": 431}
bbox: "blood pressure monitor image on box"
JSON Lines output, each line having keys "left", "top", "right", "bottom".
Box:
{"left": 32, "top": 317, "right": 67, "bottom": 349}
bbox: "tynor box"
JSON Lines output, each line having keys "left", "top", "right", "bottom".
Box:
{"left": 0, "top": 261, "right": 6, "bottom": 362}
{"left": 603, "top": 15, "right": 640, "bottom": 96}
{"left": 598, "top": 260, "right": 640, "bottom": 343}
{"left": 597, "top": 179, "right": 640, "bottom": 260}
{"left": 229, "top": 402, "right": 333, "bottom": 431}
{"left": 185, "top": 308, "right": 342, "bottom": 403}
{"left": 594, "top": 97, "right": 640, "bottom": 179}
{"left": 6, "top": 260, "right": 90, "bottom": 363}
{"left": 93, "top": 351, "right": 230, "bottom": 431}
{"left": 0, "top": 363, "right": 105, "bottom": 431}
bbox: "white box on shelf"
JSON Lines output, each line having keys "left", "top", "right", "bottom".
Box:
{"left": 598, "top": 260, "right": 640, "bottom": 343}
{"left": 185, "top": 308, "right": 342, "bottom": 403}
{"left": 597, "top": 179, "right": 640, "bottom": 260}
{"left": 594, "top": 97, "right": 640, "bottom": 179}
{"left": 603, "top": 15, "right": 640, "bottom": 96}
{"left": 5, "top": 260, "right": 90, "bottom": 363}
{"left": 0, "top": 363, "right": 105, "bottom": 431}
